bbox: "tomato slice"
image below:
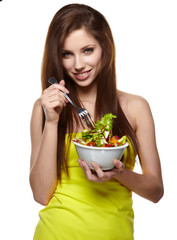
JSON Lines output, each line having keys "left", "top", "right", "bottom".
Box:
{"left": 87, "top": 141, "right": 95, "bottom": 146}
{"left": 105, "top": 143, "right": 114, "bottom": 147}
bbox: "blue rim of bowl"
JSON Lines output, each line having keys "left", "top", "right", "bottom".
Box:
{"left": 72, "top": 141, "right": 129, "bottom": 150}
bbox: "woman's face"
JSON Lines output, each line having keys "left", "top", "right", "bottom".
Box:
{"left": 62, "top": 28, "right": 102, "bottom": 88}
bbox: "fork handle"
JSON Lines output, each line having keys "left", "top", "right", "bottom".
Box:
{"left": 48, "top": 77, "right": 77, "bottom": 108}
{"left": 48, "top": 77, "right": 58, "bottom": 85}
{"left": 62, "top": 93, "right": 78, "bottom": 108}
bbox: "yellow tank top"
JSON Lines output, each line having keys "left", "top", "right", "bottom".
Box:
{"left": 33, "top": 133, "right": 136, "bottom": 240}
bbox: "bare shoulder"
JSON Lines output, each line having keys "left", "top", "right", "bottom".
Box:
{"left": 31, "top": 98, "right": 43, "bottom": 116}
{"left": 118, "top": 90, "right": 150, "bottom": 110}
{"left": 33, "top": 98, "right": 42, "bottom": 110}
{"left": 118, "top": 90, "right": 151, "bottom": 131}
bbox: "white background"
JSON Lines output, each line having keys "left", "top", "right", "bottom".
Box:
{"left": 0, "top": 0, "right": 177, "bottom": 239}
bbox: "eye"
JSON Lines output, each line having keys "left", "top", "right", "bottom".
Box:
{"left": 84, "top": 48, "right": 94, "bottom": 54}
{"left": 62, "top": 51, "right": 72, "bottom": 58}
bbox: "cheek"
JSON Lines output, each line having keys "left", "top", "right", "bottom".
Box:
{"left": 92, "top": 53, "right": 102, "bottom": 71}
{"left": 62, "top": 59, "right": 73, "bottom": 71}
{"left": 92, "top": 50, "right": 102, "bottom": 66}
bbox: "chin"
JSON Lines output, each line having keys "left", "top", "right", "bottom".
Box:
{"left": 75, "top": 79, "right": 96, "bottom": 88}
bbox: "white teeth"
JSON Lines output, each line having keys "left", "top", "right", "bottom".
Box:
{"left": 77, "top": 72, "right": 88, "bottom": 76}
{"left": 75, "top": 70, "right": 91, "bottom": 77}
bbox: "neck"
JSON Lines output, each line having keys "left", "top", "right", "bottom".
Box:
{"left": 76, "top": 81, "right": 97, "bottom": 105}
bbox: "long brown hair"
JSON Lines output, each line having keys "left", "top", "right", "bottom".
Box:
{"left": 41, "top": 4, "right": 139, "bottom": 180}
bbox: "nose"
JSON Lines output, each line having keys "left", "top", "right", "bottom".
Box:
{"left": 74, "top": 55, "right": 85, "bottom": 72}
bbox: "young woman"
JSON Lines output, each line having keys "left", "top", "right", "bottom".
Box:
{"left": 30, "top": 4, "right": 164, "bottom": 240}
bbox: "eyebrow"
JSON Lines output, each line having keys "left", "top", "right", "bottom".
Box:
{"left": 62, "top": 44, "right": 96, "bottom": 52}
{"left": 81, "top": 44, "right": 96, "bottom": 50}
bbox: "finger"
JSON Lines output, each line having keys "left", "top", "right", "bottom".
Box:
{"left": 46, "top": 91, "right": 69, "bottom": 105}
{"left": 81, "top": 162, "right": 102, "bottom": 182}
{"left": 47, "top": 88, "right": 60, "bottom": 97}
{"left": 113, "top": 159, "right": 125, "bottom": 172}
{"left": 45, "top": 83, "right": 69, "bottom": 94}
{"left": 47, "top": 102, "right": 61, "bottom": 110}
{"left": 91, "top": 162, "right": 105, "bottom": 178}
{"left": 77, "top": 159, "right": 86, "bottom": 172}
{"left": 46, "top": 94, "right": 67, "bottom": 109}
{"left": 77, "top": 159, "right": 82, "bottom": 165}
{"left": 82, "top": 161, "right": 93, "bottom": 178}
{"left": 59, "top": 79, "right": 65, "bottom": 86}
{"left": 78, "top": 159, "right": 91, "bottom": 174}
{"left": 78, "top": 160, "right": 104, "bottom": 183}
{"left": 54, "top": 84, "right": 69, "bottom": 94}
{"left": 58, "top": 79, "right": 70, "bottom": 94}
{"left": 48, "top": 93, "right": 67, "bottom": 104}
{"left": 49, "top": 99, "right": 66, "bottom": 109}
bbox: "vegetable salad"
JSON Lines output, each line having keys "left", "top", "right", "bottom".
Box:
{"left": 73, "top": 113, "right": 127, "bottom": 147}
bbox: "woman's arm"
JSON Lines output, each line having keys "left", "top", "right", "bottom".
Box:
{"left": 29, "top": 81, "right": 69, "bottom": 205}
{"left": 29, "top": 100, "right": 58, "bottom": 205}
{"left": 78, "top": 95, "right": 164, "bottom": 203}
{"left": 124, "top": 95, "right": 164, "bottom": 202}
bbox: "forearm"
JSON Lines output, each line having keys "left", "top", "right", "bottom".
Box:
{"left": 115, "top": 168, "right": 164, "bottom": 203}
{"left": 30, "top": 122, "right": 58, "bottom": 205}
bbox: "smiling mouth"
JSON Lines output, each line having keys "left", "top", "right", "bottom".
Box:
{"left": 73, "top": 69, "right": 92, "bottom": 77}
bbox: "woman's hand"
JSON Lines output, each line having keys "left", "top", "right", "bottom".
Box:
{"left": 41, "top": 80, "right": 69, "bottom": 124}
{"left": 77, "top": 159, "right": 125, "bottom": 183}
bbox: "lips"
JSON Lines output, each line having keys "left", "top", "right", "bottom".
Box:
{"left": 73, "top": 69, "right": 92, "bottom": 80}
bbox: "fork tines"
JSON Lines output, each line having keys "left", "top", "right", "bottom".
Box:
{"left": 79, "top": 111, "right": 95, "bottom": 130}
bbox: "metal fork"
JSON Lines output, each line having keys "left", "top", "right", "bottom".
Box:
{"left": 48, "top": 77, "right": 95, "bottom": 129}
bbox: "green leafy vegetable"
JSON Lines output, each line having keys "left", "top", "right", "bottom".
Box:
{"left": 74, "top": 113, "right": 126, "bottom": 147}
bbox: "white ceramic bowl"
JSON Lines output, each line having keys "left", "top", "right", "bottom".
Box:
{"left": 73, "top": 141, "right": 129, "bottom": 170}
